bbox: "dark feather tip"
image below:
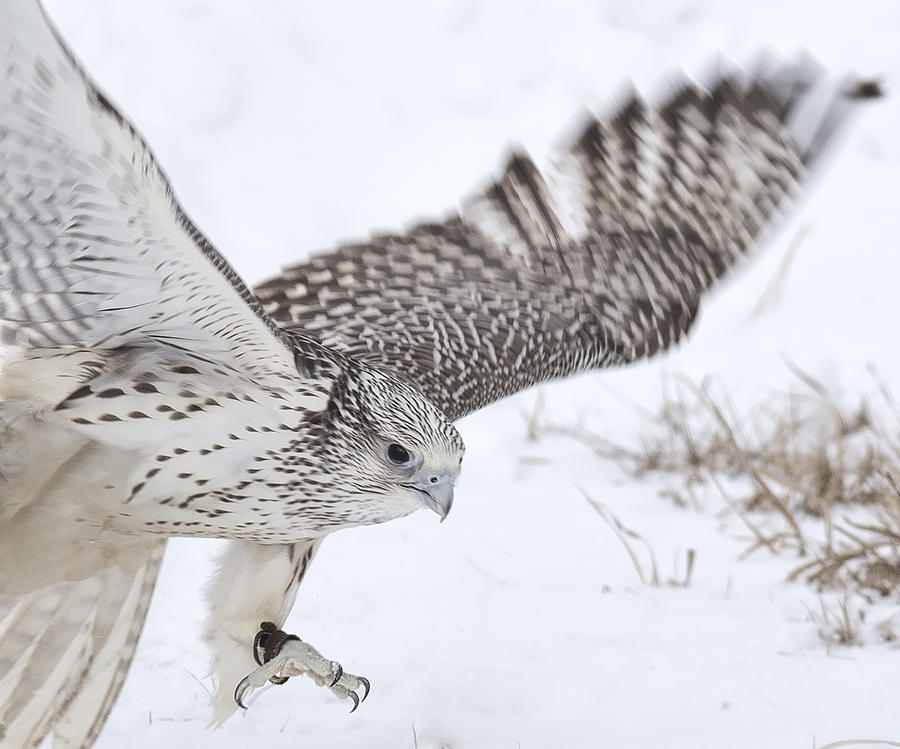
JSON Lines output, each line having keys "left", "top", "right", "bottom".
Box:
{"left": 846, "top": 78, "right": 885, "bottom": 100}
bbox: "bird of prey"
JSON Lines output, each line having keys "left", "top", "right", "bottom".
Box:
{"left": 0, "top": 0, "right": 879, "bottom": 745}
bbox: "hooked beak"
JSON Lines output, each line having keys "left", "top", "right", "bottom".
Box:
{"left": 411, "top": 473, "right": 456, "bottom": 522}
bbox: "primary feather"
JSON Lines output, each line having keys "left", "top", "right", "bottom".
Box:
{"left": 0, "top": 0, "right": 878, "bottom": 745}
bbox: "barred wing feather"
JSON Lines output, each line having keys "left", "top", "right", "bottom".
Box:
{"left": 0, "top": 0, "right": 296, "bottom": 380}
{"left": 256, "top": 58, "right": 877, "bottom": 420}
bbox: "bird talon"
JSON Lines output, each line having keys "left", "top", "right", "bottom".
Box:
{"left": 234, "top": 675, "right": 252, "bottom": 710}
{"left": 235, "top": 624, "right": 370, "bottom": 713}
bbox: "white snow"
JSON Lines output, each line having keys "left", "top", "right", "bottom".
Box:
{"left": 39, "top": 0, "right": 900, "bottom": 746}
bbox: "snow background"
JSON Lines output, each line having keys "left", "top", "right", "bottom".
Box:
{"left": 39, "top": 0, "right": 900, "bottom": 747}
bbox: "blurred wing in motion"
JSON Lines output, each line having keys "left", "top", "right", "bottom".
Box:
{"left": 257, "top": 57, "right": 879, "bottom": 421}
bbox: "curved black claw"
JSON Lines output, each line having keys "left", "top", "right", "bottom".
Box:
{"left": 348, "top": 690, "right": 360, "bottom": 713}
{"left": 234, "top": 675, "right": 252, "bottom": 710}
{"left": 329, "top": 661, "right": 344, "bottom": 687}
{"left": 359, "top": 676, "right": 371, "bottom": 702}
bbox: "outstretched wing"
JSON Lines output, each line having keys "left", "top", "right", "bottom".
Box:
{"left": 256, "top": 57, "right": 878, "bottom": 420}
{"left": 0, "top": 0, "right": 296, "bottom": 380}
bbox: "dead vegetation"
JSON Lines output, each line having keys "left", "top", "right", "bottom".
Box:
{"left": 579, "top": 488, "right": 696, "bottom": 587}
{"left": 529, "top": 364, "right": 900, "bottom": 629}
{"left": 806, "top": 595, "right": 863, "bottom": 647}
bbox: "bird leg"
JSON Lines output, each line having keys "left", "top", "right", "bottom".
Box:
{"left": 234, "top": 621, "right": 370, "bottom": 712}
{"left": 204, "top": 539, "right": 322, "bottom": 723}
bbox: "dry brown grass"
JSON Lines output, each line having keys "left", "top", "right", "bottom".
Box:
{"left": 530, "top": 365, "right": 900, "bottom": 616}
{"left": 806, "top": 595, "right": 863, "bottom": 647}
{"left": 579, "top": 487, "right": 696, "bottom": 588}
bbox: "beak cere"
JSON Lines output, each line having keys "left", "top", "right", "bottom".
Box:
{"left": 415, "top": 475, "right": 455, "bottom": 521}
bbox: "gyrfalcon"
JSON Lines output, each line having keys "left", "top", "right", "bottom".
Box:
{"left": 0, "top": 0, "right": 879, "bottom": 746}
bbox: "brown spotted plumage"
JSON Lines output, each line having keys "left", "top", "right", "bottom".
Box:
{"left": 256, "top": 60, "right": 876, "bottom": 421}
{"left": 0, "top": 0, "right": 879, "bottom": 745}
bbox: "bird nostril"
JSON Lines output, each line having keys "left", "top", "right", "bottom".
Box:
{"left": 429, "top": 476, "right": 438, "bottom": 484}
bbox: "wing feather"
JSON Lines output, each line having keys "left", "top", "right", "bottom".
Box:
{"left": 0, "top": 541, "right": 164, "bottom": 749}
{"left": 0, "top": 0, "right": 296, "bottom": 380}
{"left": 257, "top": 56, "right": 878, "bottom": 420}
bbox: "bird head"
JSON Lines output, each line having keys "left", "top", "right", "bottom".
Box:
{"left": 322, "top": 365, "right": 464, "bottom": 524}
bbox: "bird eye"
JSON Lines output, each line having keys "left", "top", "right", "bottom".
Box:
{"left": 387, "top": 443, "right": 411, "bottom": 465}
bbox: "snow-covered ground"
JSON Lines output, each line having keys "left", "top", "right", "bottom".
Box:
{"left": 41, "top": 1, "right": 900, "bottom": 747}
